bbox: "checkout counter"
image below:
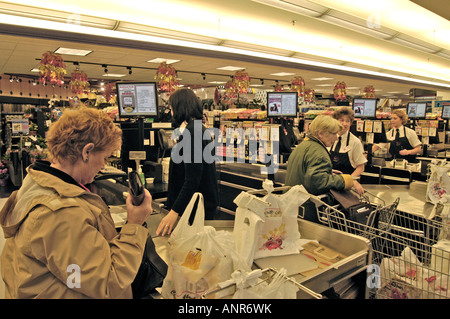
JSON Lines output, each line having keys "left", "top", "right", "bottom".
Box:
{"left": 93, "top": 161, "right": 372, "bottom": 299}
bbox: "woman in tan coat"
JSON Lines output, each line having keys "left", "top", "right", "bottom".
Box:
{"left": 0, "top": 107, "right": 152, "bottom": 298}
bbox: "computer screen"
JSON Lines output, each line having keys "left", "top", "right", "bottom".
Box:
{"left": 352, "top": 98, "right": 377, "bottom": 118}
{"left": 407, "top": 102, "right": 427, "bottom": 119}
{"left": 440, "top": 102, "right": 450, "bottom": 119}
{"left": 267, "top": 92, "right": 298, "bottom": 117}
{"left": 116, "top": 82, "right": 159, "bottom": 118}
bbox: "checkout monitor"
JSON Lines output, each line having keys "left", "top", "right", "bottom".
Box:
{"left": 407, "top": 102, "right": 426, "bottom": 119}
{"left": 267, "top": 92, "right": 298, "bottom": 117}
{"left": 116, "top": 82, "right": 159, "bottom": 118}
{"left": 352, "top": 98, "right": 377, "bottom": 118}
{"left": 441, "top": 103, "right": 450, "bottom": 119}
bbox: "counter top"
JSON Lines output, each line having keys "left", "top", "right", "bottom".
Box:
{"left": 362, "top": 181, "right": 433, "bottom": 218}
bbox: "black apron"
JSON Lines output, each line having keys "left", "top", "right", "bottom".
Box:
{"left": 388, "top": 126, "right": 417, "bottom": 163}
{"left": 330, "top": 133, "right": 353, "bottom": 175}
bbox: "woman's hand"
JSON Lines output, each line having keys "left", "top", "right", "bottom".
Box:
{"left": 399, "top": 149, "right": 409, "bottom": 156}
{"left": 352, "top": 180, "right": 365, "bottom": 196}
{"left": 126, "top": 189, "right": 153, "bottom": 225}
{"left": 156, "top": 210, "right": 179, "bottom": 236}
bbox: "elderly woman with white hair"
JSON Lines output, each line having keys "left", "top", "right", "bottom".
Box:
{"left": 285, "top": 115, "right": 363, "bottom": 222}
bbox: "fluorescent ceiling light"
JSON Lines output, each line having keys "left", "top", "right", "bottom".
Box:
{"left": 216, "top": 66, "right": 245, "bottom": 71}
{"left": 30, "top": 68, "right": 40, "bottom": 72}
{"left": 147, "top": 58, "right": 180, "bottom": 64}
{"left": 102, "top": 73, "right": 126, "bottom": 77}
{"left": 208, "top": 81, "right": 227, "bottom": 84}
{"left": 250, "top": 84, "right": 264, "bottom": 87}
{"left": 347, "top": 87, "right": 360, "bottom": 89}
{"left": 270, "top": 72, "right": 295, "bottom": 76}
{"left": 54, "top": 47, "right": 92, "bottom": 56}
{"left": 316, "top": 83, "right": 333, "bottom": 87}
{"left": 311, "top": 77, "right": 334, "bottom": 81}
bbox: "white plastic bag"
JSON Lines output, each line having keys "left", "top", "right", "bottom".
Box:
{"left": 427, "top": 164, "right": 450, "bottom": 204}
{"left": 254, "top": 184, "right": 310, "bottom": 259}
{"left": 162, "top": 193, "right": 247, "bottom": 299}
{"left": 233, "top": 207, "right": 264, "bottom": 267}
{"left": 232, "top": 268, "right": 298, "bottom": 299}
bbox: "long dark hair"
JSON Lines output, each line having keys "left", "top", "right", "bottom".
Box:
{"left": 169, "top": 88, "right": 203, "bottom": 127}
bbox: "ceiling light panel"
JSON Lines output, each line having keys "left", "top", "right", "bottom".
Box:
{"left": 147, "top": 58, "right": 180, "bottom": 64}
{"left": 102, "top": 73, "right": 126, "bottom": 77}
{"left": 270, "top": 72, "right": 295, "bottom": 76}
{"left": 311, "top": 77, "right": 334, "bottom": 81}
{"left": 54, "top": 47, "right": 93, "bottom": 56}
{"left": 217, "top": 66, "right": 245, "bottom": 71}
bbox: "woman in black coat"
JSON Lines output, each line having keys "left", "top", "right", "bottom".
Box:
{"left": 156, "top": 88, "right": 219, "bottom": 236}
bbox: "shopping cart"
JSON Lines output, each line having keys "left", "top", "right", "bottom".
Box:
{"left": 308, "top": 190, "right": 450, "bottom": 299}
{"left": 311, "top": 190, "right": 400, "bottom": 240}
{"left": 369, "top": 209, "right": 450, "bottom": 299}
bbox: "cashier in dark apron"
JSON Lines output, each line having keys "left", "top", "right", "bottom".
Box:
{"left": 331, "top": 107, "right": 367, "bottom": 195}
{"left": 373, "top": 109, "right": 422, "bottom": 163}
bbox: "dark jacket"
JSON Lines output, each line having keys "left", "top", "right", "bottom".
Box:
{"left": 166, "top": 120, "right": 219, "bottom": 219}
{"left": 285, "top": 135, "right": 353, "bottom": 195}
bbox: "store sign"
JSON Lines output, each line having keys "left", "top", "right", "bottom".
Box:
{"left": 11, "top": 119, "right": 29, "bottom": 134}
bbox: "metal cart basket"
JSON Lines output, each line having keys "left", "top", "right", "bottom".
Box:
{"left": 312, "top": 190, "right": 400, "bottom": 240}
{"left": 310, "top": 190, "right": 450, "bottom": 299}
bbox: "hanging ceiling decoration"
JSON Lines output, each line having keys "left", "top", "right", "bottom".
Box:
{"left": 363, "top": 85, "right": 376, "bottom": 98}
{"left": 290, "top": 76, "right": 306, "bottom": 97}
{"left": 103, "top": 82, "right": 116, "bottom": 103}
{"left": 222, "top": 80, "right": 238, "bottom": 106}
{"left": 304, "top": 88, "right": 316, "bottom": 104}
{"left": 233, "top": 70, "right": 251, "bottom": 93}
{"left": 155, "top": 62, "right": 179, "bottom": 93}
{"left": 69, "top": 68, "right": 90, "bottom": 95}
{"left": 39, "top": 51, "right": 66, "bottom": 86}
{"left": 333, "top": 81, "right": 347, "bottom": 101}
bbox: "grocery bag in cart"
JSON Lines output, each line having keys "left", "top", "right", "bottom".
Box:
{"left": 161, "top": 193, "right": 250, "bottom": 299}
{"left": 233, "top": 180, "right": 311, "bottom": 264}
{"left": 427, "top": 163, "right": 450, "bottom": 204}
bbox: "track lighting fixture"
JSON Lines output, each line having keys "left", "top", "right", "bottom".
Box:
{"left": 127, "top": 66, "right": 132, "bottom": 75}
{"left": 102, "top": 64, "right": 108, "bottom": 73}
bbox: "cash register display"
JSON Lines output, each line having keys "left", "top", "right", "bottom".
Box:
{"left": 353, "top": 98, "right": 377, "bottom": 118}
{"left": 442, "top": 104, "right": 450, "bottom": 119}
{"left": 407, "top": 102, "right": 426, "bottom": 119}
{"left": 267, "top": 92, "right": 298, "bottom": 117}
{"left": 116, "top": 82, "right": 158, "bottom": 118}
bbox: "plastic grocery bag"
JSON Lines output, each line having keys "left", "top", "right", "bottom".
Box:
{"left": 233, "top": 180, "right": 310, "bottom": 261}
{"left": 427, "top": 164, "right": 450, "bottom": 204}
{"left": 161, "top": 193, "right": 247, "bottom": 299}
{"left": 233, "top": 207, "right": 264, "bottom": 267}
{"left": 232, "top": 268, "right": 298, "bottom": 299}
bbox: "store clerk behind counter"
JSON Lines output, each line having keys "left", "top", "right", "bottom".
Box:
{"left": 329, "top": 107, "right": 367, "bottom": 195}
{"left": 372, "top": 109, "right": 422, "bottom": 163}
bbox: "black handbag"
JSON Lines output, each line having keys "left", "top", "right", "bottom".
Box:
{"left": 132, "top": 235, "right": 168, "bottom": 299}
{"left": 329, "top": 189, "right": 377, "bottom": 229}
